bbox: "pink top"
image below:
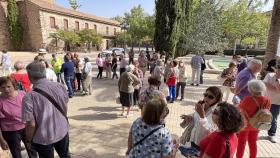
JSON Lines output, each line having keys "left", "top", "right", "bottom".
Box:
{"left": 0, "top": 91, "right": 26, "bottom": 131}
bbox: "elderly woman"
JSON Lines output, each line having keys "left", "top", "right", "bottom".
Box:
{"left": 105, "top": 53, "right": 112, "bottom": 78}
{"left": 198, "top": 102, "right": 244, "bottom": 158}
{"left": 220, "top": 62, "right": 237, "bottom": 101}
{"left": 176, "top": 60, "right": 187, "bottom": 101}
{"left": 0, "top": 77, "right": 37, "bottom": 158}
{"left": 180, "top": 86, "right": 223, "bottom": 154}
{"left": 236, "top": 80, "right": 271, "bottom": 158}
{"left": 118, "top": 64, "right": 140, "bottom": 117}
{"left": 132, "top": 60, "right": 143, "bottom": 106}
{"left": 152, "top": 60, "right": 165, "bottom": 82}
{"left": 10, "top": 61, "right": 32, "bottom": 92}
{"left": 40, "top": 59, "right": 57, "bottom": 82}
{"left": 82, "top": 57, "right": 93, "bottom": 95}
{"left": 127, "top": 98, "right": 178, "bottom": 158}
{"left": 138, "top": 50, "right": 148, "bottom": 77}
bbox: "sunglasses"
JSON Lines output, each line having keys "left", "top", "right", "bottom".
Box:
{"left": 203, "top": 93, "right": 215, "bottom": 99}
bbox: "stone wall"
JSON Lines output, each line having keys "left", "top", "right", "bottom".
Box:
{"left": 39, "top": 11, "right": 120, "bottom": 52}
{"left": 0, "top": 1, "right": 12, "bottom": 50}
{"left": 18, "top": 0, "right": 43, "bottom": 51}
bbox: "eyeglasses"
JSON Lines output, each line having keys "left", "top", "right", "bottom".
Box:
{"left": 203, "top": 93, "right": 215, "bottom": 99}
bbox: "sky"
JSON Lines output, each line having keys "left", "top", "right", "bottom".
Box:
{"left": 55, "top": 0, "right": 273, "bottom": 19}
{"left": 56, "top": 0, "right": 155, "bottom": 18}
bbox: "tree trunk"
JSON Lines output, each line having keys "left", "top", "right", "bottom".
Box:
{"left": 262, "top": 0, "right": 280, "bottom": 76}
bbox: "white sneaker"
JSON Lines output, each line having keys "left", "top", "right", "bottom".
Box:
{"left": 268, "top": 136, "right": 277, "bottom": 143}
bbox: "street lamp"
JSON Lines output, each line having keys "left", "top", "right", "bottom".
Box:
{"left": 120, "top": 21, "right": 129, "bottom": 53}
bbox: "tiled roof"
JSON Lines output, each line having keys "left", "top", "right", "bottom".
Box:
{"left": 27, "top": 0, "right": 120, "bottom": 26}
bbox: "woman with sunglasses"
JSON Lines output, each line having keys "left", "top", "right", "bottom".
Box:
{"left": 180, "top": 86, "right": 223, "bottom": 154}
{"left": 199, "top": 102, "right": 244, "bottom": 158}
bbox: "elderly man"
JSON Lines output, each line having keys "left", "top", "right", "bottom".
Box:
{"left": 190, "top": 53, "right": 204, "bottom": 86}
{"left": 234, "top": 59, "right": 262, "bottom": 101}
{"left": 264, "top": 60, "right": 280, "bottom": 143}
{"left": 22, "top": 61, "right": 71, "bottom": 158}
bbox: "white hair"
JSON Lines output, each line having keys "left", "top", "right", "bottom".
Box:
{"left": 26, "top": 61, "right": 46, "bottom": 79}
{"left": 248, "top": 79, "right": 266, "bottom": 96}
{"left": 248, "top": 59, "right": 262, "bottom": 68}
{"left": 126, "top": 64, "right": 135, "bottom": 72}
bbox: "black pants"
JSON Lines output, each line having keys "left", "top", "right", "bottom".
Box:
{"left": 97, "top": 66, "right": 103, "bottom": 79}
{"left": 75, "top": 73, "right": 82, "bottom": 91}
{"left": 133, "top": 88, "right": 140, "bottom": 105}
{"left": 120, "top": 68, "right": 126, "bottom": 77}
{"left": 2, "top": 129, "right": 37, "bottom": 158}
{"left": 176, "top": 82, "right": 186, "bottom": 99}
{"left": 32, "top": 133, "right": 71, "bottom": 158}
{"left": 112, "top": 68, "right": 118, "bottom": 79}
{"left": 200, "top": 70, "right": 204, "bottom": 84}
{"left": 56, "top": 73, "right": 64, "bottom": 84}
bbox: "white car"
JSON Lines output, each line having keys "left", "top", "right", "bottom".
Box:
{"left": 102, "top": 48, "right": 124, "bottom": 56}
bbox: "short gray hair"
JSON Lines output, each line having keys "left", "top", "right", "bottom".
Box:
{"left": 248, "top": 79, "right": 266, "bottom": 96}
{"left": 126, "top": 64, "right": 135, "bottom": 72}
{"left": 26, "top": 61, "right": 46, "bottom": 80}
{"left": 248, "top": 59, "right": 262, "bottom": 68}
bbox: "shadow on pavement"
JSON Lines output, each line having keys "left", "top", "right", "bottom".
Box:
{"left": 69, "top": 113, "right": 118, "bottom": 121}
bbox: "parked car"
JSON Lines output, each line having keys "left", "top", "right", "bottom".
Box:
{"left": 101, "top": 47, "right": 124, "bottom": 56}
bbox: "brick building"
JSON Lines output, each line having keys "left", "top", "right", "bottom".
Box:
{"left": 0, "top": 0, "right": 120, "bottom": 51}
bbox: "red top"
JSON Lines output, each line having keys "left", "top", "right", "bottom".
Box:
{"left": 239, "top": 96, "right": 271, "bottom": 130}
{"left": 10, "top": 73, "right": 32, "bottom": 92}
{"left": 200, "top": 131, "right": 238, "bottom": 158}
{"left": 166, "top": 75, "right": 176, "bottom": 86}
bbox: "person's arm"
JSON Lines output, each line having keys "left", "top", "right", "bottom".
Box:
{"left": 25, "top": 120, "right": 36, "bottom": 143}
{"left": 0, "top": 129, "right": 8, "bottom": 150}
{"left": 126, "top": 129, "right": 133, "bottom": 155}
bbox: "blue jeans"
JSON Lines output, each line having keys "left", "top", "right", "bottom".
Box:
{"left": 168, "top": 86, "right": 176, "bottom": 101}
{"left": 65, "top": 76, "right": 74, "bottom": 96}
{"left": 268, "top": 104, "right": 280, "bottom": 136}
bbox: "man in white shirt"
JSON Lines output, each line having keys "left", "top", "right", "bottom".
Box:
{"left": 190, "top": 53, "right": 204, "bottom": 86}
{"left": 82, "top": 57, "right": 93, "bottom": 95}
{"left": 264, "top": 62, "right": 280, "bottom": 143}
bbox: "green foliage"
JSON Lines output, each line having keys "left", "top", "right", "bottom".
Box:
{"left": 124, "top": 5, "right": 154, "bottom": 47}
{"left": 221, "top": 0, "right": 270, "bottom": 47}
{"left": 154, "top": 0, "right": 186, "bottom": 58}
{"left": 50, "top": 30, "right": 80, "bottom": 50}
{"left": 114, "top": 32, "right": 132, "bottom": 47}
{"left": 69, "top": 0, "right": 81, "bottom": 10}
{"left": 182, "top": 0, "right": 227, "bottom": 54}
{"left": 111, "top": 16, "right": 123, "bottom": 23}
{"left": 77, "top": 29, "right": 102, "bottom": 46}
{"left": 7, "top": 0, "right": 23, "bottom": 50}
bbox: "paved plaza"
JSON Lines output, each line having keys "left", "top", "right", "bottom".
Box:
{"left": 0, "top": 53, "right": 280, "bottom": 158}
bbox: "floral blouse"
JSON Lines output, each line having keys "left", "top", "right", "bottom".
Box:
{"left": 129, "top": 118, "right": 173, "bottom": 158}
{"left": 221, "top": 68, "right": 237, "bottom": 87}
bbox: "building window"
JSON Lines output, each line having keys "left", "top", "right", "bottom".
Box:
{"left": 85, "top": 23, "right": 89, "bottom": 29}
{"left": 75, "top": 21, "right": 79, "bottom": 31}
{"left": 94, "top": 24, "right": 97, "bottom": 32}
{"left": 63, "top": 19, "right": 68, "bottom": 30}
{"left": 50, "top": 17, "right": 56, "bottom": 29}
{"left": 106, "top": 26, "right": 109, "bottom": 35}
{"left": 114, "top": 28, "right": 117, "bottom": 35}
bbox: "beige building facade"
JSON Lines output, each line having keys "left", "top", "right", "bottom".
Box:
{"left": 0, "top": 0, "right": 120, "bottom": 51}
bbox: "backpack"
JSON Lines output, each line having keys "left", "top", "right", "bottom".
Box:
{"left": 12, "top": 74, "right": 26, "bottom": 91}
{"left": 244, "top": 97, "right": 272, "bottom": 130}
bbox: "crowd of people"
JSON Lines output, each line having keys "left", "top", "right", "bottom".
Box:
{"left": 0, "top": 48, "right": 279, "bottom": 158}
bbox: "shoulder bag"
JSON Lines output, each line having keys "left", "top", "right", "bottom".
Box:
{"left": 127, "top": 125, "right": 163, "bottom": 155}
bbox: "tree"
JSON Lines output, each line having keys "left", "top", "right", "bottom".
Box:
{"left": 77, "top": 29, "right": 102, "bottom": 51}
{"left": 69, "top": 0, "right": 81, "bottom": 10}
{"left": 114, "top": 32, "right": 132, "bottom": 47}
{"left": 125, "top": 5, "right": 150, "bottom": 50}
{"left": 181, "top": 0, "right": 226, "bottom": 54}
{"left": 50, "top": 30, "right": 81, "bottom": 51}
{"left": 111, "top": 16, "right": 123, "bottom": 23}
{"left": 7, "top": 0, "right": 23, "bottom": 50}
{"left": 154, "top": 0, "right": 185, "bottom": 58}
